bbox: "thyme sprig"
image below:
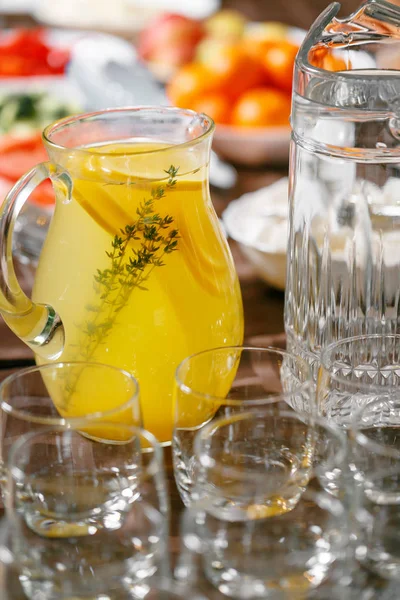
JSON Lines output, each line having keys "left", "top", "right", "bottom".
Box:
{"left": 77, "top": 165, "right": 179, "bottom": 362}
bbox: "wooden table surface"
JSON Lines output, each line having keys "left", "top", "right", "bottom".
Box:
{"left": 0, "top": 0, "right": 395, "bottom": 597}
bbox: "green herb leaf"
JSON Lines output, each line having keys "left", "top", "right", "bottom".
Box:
{"left": 73, "top": 166, "right": 180, "bottom": 370}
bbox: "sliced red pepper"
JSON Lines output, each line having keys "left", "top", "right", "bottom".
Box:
{"left": 0, "top": 133, "right": 55, "bottom": 206}
{"left": 0, "top": 28, "right": 70, "bottom": 77}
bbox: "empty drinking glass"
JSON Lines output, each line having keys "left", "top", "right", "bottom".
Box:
{"left": 350, "top": 397, "right": 400, "bottom": 580}
{"left": 0, "top": 362, "right": 141, "bottom": 493}
{"left": 177, "top": 409, "right": 347, "bottom": 599}
{"left": 194, "top": 408, "right": 347, "bottom": 506}
{"left": 0, "top": 423, "right": 169, "bottom": 599}
{"left": 318, "top": 334, "right": 400, "bottom": 427}
{"left": 173, "top": 346, "right": 313, "bottom": 505}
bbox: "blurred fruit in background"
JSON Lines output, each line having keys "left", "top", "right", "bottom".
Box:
{"left": 259, "top": 40, "right": 299, "bottom": 93}
{"left": 231, "top": 88, "right": 291, "bottom": 127}
{"left": 200, "top": 43, "right": 266, "bottom": 101}
{"left": 0, "top": 29, "right": 70, "bottom": 77}
{"left": 165, "top": 9, "right": 300, "bottom": 129}
{"left": 191, "top": 92, "right": 232, "bottom": 125}
{"left": 138, "top": 13, "right": 205, "bottom": 80}
{"left": 204, "top": 9, "right": 247, "bottom": 41}
{"left": 244, "top": 21, "right": 289, "bottom": 43}
{"left": 166, "top": 63, "right": 217, "bottom": 109}
{"left": 139, "top": 8, "right": 301, "bottom": 95}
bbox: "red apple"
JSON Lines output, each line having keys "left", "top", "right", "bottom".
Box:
{"left": 149, "top": 42, "right": 199, "bottom": 68}
{"left": 138, "top": 13, "right": 205, "bottom": 67}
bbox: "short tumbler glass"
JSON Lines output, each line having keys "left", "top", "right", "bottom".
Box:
{"left": 173, "top": 346, "right": 313, "bottom": 504}
{"left": 177, "top": 409, "right": 347, "bottom": 599}
{"left": 1, "top": 423, "right": 169, "bottom": 600}
{"left": 0, "top": 362, "right": 141, "bottom": 492}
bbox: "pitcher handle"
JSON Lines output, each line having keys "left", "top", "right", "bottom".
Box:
{"left": 0, "top": 162, "right": 68, "bottom": 359}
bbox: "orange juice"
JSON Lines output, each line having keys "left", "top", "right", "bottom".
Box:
{"left": 33, "top": 142, "right": 243, "bottom": 442}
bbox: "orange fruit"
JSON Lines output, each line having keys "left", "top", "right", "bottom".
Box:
{"left": 191, "top": 92, "right": 231, "bottom": 124}
{"left": 205, "top": 44, "right": 266, "bottom": 100}
{"left": 231, "top": 87, "right": 291, "bottom": 128}
{"left": 166, "top": 63, "right": 218, "bottom": 109}
{"left": 261, "top": 40, "right": 299, "bottom": 93}
{"left": 241, "top": 37, "right": 271, "bottom": 63}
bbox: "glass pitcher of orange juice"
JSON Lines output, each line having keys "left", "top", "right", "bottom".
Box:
{"left": 0, "top": 107, "right": 243, "bottom": 442}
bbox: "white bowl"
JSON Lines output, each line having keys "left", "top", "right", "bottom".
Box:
{"left": 213, "top": 124, "right": 291, "bottom": 166}
{"left": 222, "top": 177, "right": 288, "bottom": 290}
{"left": 236, "top": 242, "right": 287, "bottom": 290}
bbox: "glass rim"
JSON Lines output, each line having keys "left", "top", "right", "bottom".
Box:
{"left": 175, "top": 345, "right": 313, "bottom": 406}
{"left": 352, "top": 396, "right": 400, "bottom": 459}
{"left": 42, "top": 105, "right": 215, "bottom": 155}
{"left": 8, "top": 422, "right": 163, "bottom": 483}
{"left": 0, "top": 361, "right": 140, "bottom": 425}
{"left": 194, "top": 407, "right": 347, "bottom": 478}
{"left": 320, "top": 333, "right": 400, "bottom": 393}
